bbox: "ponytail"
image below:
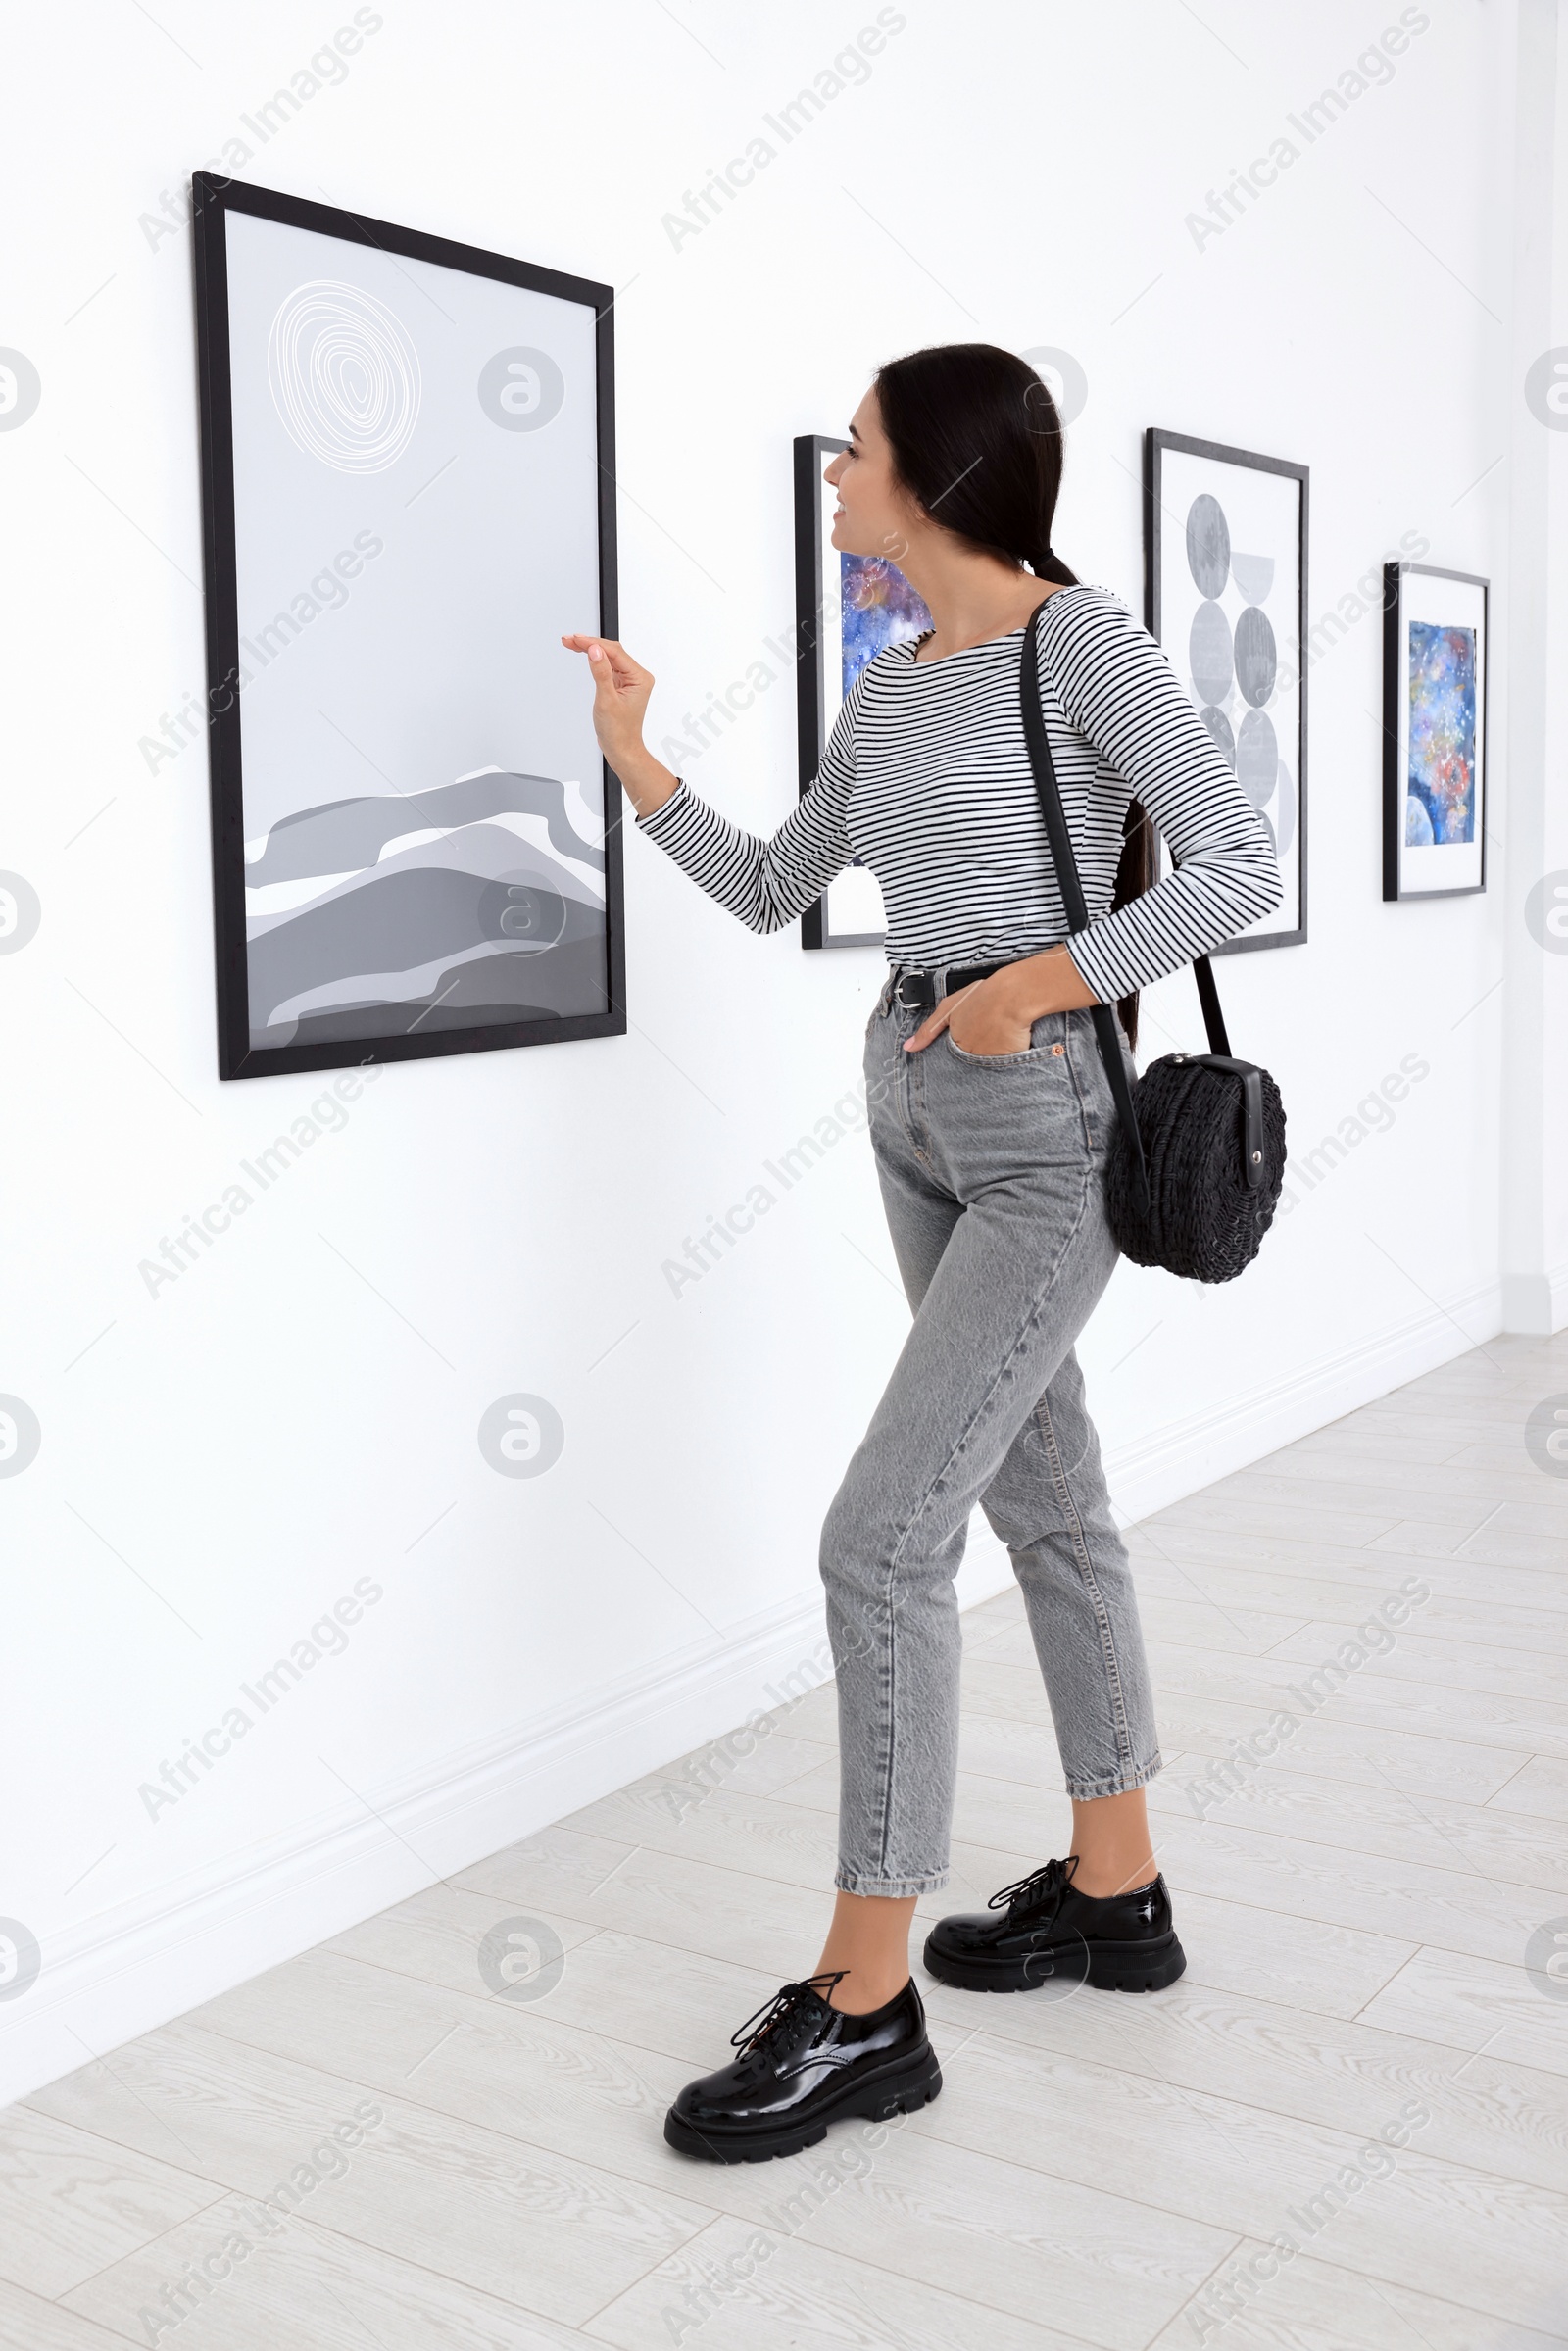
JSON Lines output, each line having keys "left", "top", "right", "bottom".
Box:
{"left": 1029, "top": 546, "right": 1078, "bottom": 589}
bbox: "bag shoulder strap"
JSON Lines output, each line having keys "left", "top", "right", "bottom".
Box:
{"left": 1020, "top": 603, "right": 1232, "bottom": 1053}
{"left": 1017, "top": 604, "right": 1237, "bottom": 1204}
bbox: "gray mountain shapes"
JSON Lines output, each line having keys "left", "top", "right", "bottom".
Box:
{"left": 245, "top": 770, "right": 603, "bottom": 886}
{"left": 243, "top": 768, "right": 609, "bottom": 1046}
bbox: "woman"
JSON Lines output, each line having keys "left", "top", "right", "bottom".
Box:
{"left": 564, "top": 343, "right": 1281, "bottom": 2166}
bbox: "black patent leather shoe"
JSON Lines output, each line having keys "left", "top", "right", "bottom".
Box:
{"left": 663, "top": 1972, "right": 942, "bottom": 2163}
{"left": 923, "top": 1856, "right": 1186, "bottom": 1994}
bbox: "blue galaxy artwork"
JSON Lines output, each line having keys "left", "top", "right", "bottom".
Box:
{"left": 841, "top": 554, "right": 930, "bottom": 694}
{"left": 1406, "top": 622, "right": 1476, "bottom": 849}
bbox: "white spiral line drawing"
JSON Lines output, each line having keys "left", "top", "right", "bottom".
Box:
{"left": 267, "top": 279, "right": 420, "bottom": 474}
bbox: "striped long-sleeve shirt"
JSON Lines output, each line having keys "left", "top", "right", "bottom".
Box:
{"left": 637, "top": 583, "right": 1283, "bottom": 1004}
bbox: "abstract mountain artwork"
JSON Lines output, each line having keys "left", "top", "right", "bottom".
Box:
{"left": 194, "top": 177, "right": 623, "bottom": 1077}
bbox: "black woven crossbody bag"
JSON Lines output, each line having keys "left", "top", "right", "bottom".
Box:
{"left": 1019, "top": 605, "right": 1287, "bottom": 1284}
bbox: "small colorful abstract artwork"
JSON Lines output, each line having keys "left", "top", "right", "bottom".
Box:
{"left": 1405, "top": 623, "right": 1476, "bottom": 847}
{"left": 840, "top": 554, "right": 931, "bottom": 696}
{"left": 1383, "top": 565, "right": 1488, "bottom": 900}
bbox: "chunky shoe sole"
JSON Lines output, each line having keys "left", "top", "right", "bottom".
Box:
{"left": 663, "top": 2041, "right": 943, "bottom": 2164}
{"left": 922, "top": 1929, "right": 1186, "bottom": 1996}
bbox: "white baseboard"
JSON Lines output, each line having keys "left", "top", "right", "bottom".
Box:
{"left": 1501, "top": 1261, "right": 1568, "bottom": 1336}
{"left": 0, "top": 1278, "right": 1501, "bottom": 2110}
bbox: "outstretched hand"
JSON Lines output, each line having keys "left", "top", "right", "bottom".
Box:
{"left": 561, "top": 635, "right": 653, "bottom": 767}
{"left": 561, "top": 634, "right": 677, "bottom": 818}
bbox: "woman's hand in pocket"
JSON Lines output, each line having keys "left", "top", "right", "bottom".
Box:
{"left": 905, "top": 975, "right": 1034, "bottom": 1056}
{"left": 903, "top": 948, "right": 1098, "bottom": 1055}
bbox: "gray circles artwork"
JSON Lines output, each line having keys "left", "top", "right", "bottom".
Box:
{"left": 1185, "top": 493, "right": 1230, "bottom": 597}
{"left": 1183, "top": 493, "right": 1287, "bottom": 855}
{"left": 1200, "top": 706, "right": 1235, "bottom": 764}
{"left": 1233, "top": 605, "right": 1277, "bottom": 706}
{"left": 1236, "top": 709, "right": 1278, "bottom": 806}
{"left": 1189, "top": 600, "right": 1233, "bottom": 703}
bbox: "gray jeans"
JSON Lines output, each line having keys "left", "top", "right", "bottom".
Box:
{"left": 820, "top": 974, "right": 1163, "bottom": 1897}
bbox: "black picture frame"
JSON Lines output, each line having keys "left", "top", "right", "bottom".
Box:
{"left": 1381, "top": 562, "right": 1489, "bottom": 902}
{"left": 1144, "top": 427, "right": 1309, "bottom": 955}
{"left": 191, "top": 171, "right": 624, "bottom": 1080}
{"left": 792, "top": 432, "right": 895, "bottom": 951}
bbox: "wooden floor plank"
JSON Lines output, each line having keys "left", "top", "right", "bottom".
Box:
{"left": 908, "top": 2033, "right": 1568, "bottom": 2330}
{"left": 1355, "top": 1946, "right": 1568, "bottom": 2079}
{"left": 1153, "top": 1815, "right": 1561, "bottom": 1966}
{"left": 63, "top": 2203, "right": 589, "bottom": 2350}
{"left": 323, "top": 1883, "right": 605, "bottom": 2004}
{"left": 30, "top": 2021, "right": 716, "bottom": 2330}
{"left": 1148, "top": 1693, "right": 1531, "bottom": 1806}
{"left": 1486, "top": 1754, "right": 1568, "bottom": 1823}
{"left": 1142, "top": 2237, "right": 1568, "bottom": 2351}
{"left": 0, "top": 2106, "right": 220, "bottom": 2299}
{"left": 916, "top": 1964, "right": 1568, "bottom": 2195}
{"left": 583, "top": 2213, "right": 1102, "bottom": 2351}
{"left": 0, "top": 2277, "right": 138, "bottom": 2351}
{"left": 1128, "top": 1520, "right": 1568, "bottom": 1609}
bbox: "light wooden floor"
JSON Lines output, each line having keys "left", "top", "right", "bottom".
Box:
{"left": 7, "top": 1333, "right": 1568, "bottom": 2351}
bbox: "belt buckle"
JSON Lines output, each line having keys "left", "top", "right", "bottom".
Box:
{"left": 895, "top": 971, "right": 927, "bottom": 1009}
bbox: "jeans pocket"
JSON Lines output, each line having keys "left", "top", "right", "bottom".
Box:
{"left": 944, "top": 1019, "right": 1062, "bottom": 1069}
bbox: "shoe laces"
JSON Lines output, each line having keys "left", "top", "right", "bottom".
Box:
{"left": 729, "top": 1972, "right": 846, "bottom": 2055}
{"left": 988, "top": 1853, "right": 1079, "bottom": 1922}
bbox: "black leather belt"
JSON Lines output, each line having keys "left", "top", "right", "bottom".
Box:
{"left": 893, "top": 959, "right": 1012, "bottom": 1010}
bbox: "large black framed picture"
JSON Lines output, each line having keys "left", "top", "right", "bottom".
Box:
{"left": 792, "top": 433, "right": 930, "bottom": 950}
{"left": 192, "top": 174, "right": 624, "bottom": 1080}
{"left": 1145, "top": 428, "right": 1308, "bottom": 954}
{"left": 1381, "top": 562, "right": 1488, "bottom": 902}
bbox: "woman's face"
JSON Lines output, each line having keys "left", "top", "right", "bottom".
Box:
{"left": 824, "top": 387, "right": 922, "bottom": 564}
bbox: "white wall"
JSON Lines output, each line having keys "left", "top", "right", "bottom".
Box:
{"left": 1502, "top": 0, "right": 1568, "bottom": 1331}
{"left": 0, "top": 0, "right": 1552, "bottom": 2103}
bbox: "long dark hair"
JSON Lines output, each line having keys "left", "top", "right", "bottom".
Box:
{"left": 873, "top": 342, "right": 1155, "bottom": 1048}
